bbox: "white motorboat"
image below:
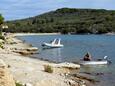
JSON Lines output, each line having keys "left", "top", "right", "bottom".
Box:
{"left": 42, "top": 38, "right": 64, "bottom": 48}
{"left": 79, "top": 56, "right": 110, "bottom": 65}
{"left": 80, "top": 60, "right": 108, "bottom": 65}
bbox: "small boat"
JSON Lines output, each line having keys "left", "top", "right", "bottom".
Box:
{"left": 42, "top": 38, "right": 64, "bottom": 48}
{"left": 80, "top": 60, "right": 108, "bottom": 65}
{"left": 79, "top": 56, "right": 110, "bottom": 65}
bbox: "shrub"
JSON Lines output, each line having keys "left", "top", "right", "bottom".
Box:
{"left": 15, "top": 82, "right": 23, "bottom": 86}
{"left": 0, "top": 34, "right": 5, "bottom": 40}
{"left": 44, "top": 65, "right": 53, "bottom": 73}
{"left": 0, "top": 42, "right": 4, "bottom": 49}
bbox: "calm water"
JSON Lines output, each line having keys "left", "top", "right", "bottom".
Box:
{"left": 17, "top": 34, "right": 115, "bottom": 85}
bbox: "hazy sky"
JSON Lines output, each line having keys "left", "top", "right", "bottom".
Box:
{"left": 0, "top": 0, "right": 115, "bottom": 20}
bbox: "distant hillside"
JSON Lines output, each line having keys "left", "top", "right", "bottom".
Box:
{"left": 5, "top": 8, "right": 115, "bottom": 34}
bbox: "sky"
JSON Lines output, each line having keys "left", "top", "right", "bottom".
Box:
{"left": 0, "top": 0, "right": 115, "bottom": 20}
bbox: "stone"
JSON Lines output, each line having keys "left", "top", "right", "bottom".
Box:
{"left": 54, "top": 62, "right": 80, "bottom": 69}
{"left": 68, "top": 79, "right": 76, "bottom": 85}
{"left": 26, "top": 47, "right": 38, "bottom": 51}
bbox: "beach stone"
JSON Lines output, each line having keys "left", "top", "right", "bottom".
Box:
{"left": 96, "top": 72, "right": 104, "bottom": 76}
{"left": 68, "top": 79, "right": 76, "bottom": 85}
{"left": 78, "top": 80, "right": 86, "bottom": 86}
{"left": 26, "top": 47, "right": 38, "bottom": 51}
{"left": 14, "top": 50, "right": 33, "bottom": 55}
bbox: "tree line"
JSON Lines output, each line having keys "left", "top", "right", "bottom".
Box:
{"left": 4, "top": 8, "right": 115, "bottom": 34}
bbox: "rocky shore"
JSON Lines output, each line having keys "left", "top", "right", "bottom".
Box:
{"left": 0, "top": 33, "right": 98, "bottom": 86}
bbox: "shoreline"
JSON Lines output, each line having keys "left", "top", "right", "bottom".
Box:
{"left": 13, "top": 33, "right": 61, "bottom": 36}
{"left": 0, "top": 33, "right": 84, "bottom": 86}
{"left": 0, "top": 33, "right": 113, "bottom": 86}
{"left": 5, "top": 32, "right": 115, "bottom": 39}
{"left": 0, "top": 33, "right": 110, "bottom": 86}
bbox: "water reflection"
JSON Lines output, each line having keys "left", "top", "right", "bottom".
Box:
{"left": 41, "top": 48, "right": 62, "bottom": 62}
{"left": 80, "top": 65, "right": 109, "bottom": 73}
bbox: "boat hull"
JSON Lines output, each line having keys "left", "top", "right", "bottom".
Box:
{"left": 79, "top": 60, "right": 108, "bottom": 65}
{"left": 42, "top": 42, "right": 64, "bottom": 48}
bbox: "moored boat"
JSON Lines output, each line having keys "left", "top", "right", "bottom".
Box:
{"left": 42, "top": 38, "right": 64, "bottom": 48}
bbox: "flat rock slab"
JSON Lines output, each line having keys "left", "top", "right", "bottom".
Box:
{"left": 26, "top": 47, "right": 38, "bottom": 51}
{"left": 53, "top": 62, "right": 80, "bottom": 69}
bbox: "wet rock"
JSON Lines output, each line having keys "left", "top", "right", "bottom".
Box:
{"left": 26, "top": 47, "right": 38, "bottom": 51}
{"left": 77, "top": 80, "right": 86, "bottom": 86}
{"left": 96, "top": 72, "right": 104, "bottom": 76}
{"left": 71, "top": 73, "right": 99, "bottom": 83}
{"left": 14, "top": 50, "right": 35, "bottom": 55}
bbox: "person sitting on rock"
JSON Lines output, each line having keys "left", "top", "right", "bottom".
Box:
{"left": 83, "top": 52, "right": 92, "bottom": 61}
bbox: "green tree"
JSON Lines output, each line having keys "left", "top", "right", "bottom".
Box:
{"left": 0, "top": 14, "right": 4, "bottom": 25}
{"left": 0, "top": 14, "right": 4, "bottom": 34}
{"left": 0, "top": 14, "right": 4, "bottom": 40}
{"left": 5, "top": 8, "right": 115, "bottom": 34}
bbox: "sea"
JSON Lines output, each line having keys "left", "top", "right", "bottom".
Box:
{"left": 17, "top": 34, "right": 115, "bottom": 86}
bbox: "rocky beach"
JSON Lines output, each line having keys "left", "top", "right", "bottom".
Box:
{"left": 0, "top": 33, "right": 94, "bottom": 86}
{"left": 0, "top": 33, "right": 112, "bottom": 86}
{"left": 1, "top": 2, "right": 115, "bottom": 86}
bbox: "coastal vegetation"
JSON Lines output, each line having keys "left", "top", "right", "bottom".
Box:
{"left": 15, "top": 82, "right": 23, "bottom": 86}
{"left": 44, "top": 65, "right": 53, "bottom": 73}
{"left": 5, "top": 8, "right": 115, "bottom": 34}
{"left": 0, "top": 14, "right": 4, "bottom": 34}
{"left": 0, "top": 14, "right": 5, "bottom": 48}
{"left": 0, "top": 42, "right": 4, "bottom": 49}
{"left": 0, "top": 14, "right": 4, "bottom": 25}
